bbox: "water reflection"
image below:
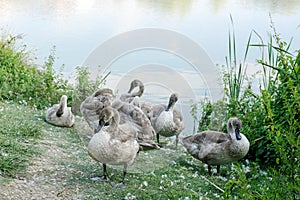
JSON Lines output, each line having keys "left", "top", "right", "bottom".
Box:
{"left": 137, "top": 0, "right": 194, "bottom": 17}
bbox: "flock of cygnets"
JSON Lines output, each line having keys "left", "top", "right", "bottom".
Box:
{"left": 45, "top": 79, "right": 250, "bottom": 188}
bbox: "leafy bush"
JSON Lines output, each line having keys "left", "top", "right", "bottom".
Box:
{"left": 0, "top": 34, "right": 71, "bottom": 109}
{"left": 256, "top": 30, "right": 299, "bottom": 198}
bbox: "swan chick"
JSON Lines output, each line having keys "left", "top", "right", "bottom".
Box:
{"left": 80, "top": 88, "right": 113, "bottom": 133}
{"left": 120, "top": 79, "right": 144, "bottom": 103}
{"left": 180, "top": 117, "right": 250, "bottom": 175}
{"left": 88, "top": 106, "right": 139, "bottom": 188}
{"left": 152, "top": 93, "right": 184, "bottom": 148}
{"left": 45, "top": 95, "right": 74, "bottom": 127}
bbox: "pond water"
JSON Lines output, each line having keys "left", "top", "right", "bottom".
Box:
{"left": 1, "top": 0, "right": 300, "bottom": 134}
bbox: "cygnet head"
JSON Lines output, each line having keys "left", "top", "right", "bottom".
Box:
{"left": 61, "top": 95, "right": 68, "bottom": 101}
{"left": 166, "top": 93, "right": 178, "bottom": 111}
{"left": 95, "top": 107, "right": 117, "bottom": 133}
{"left": 227, "top": 117, "right": 242, "bottom": 140}
{"left": 128, "top": 79, "right": 144, "bottom": 95}
{"left": 56, "top": 95, "right": 68, "bottom": 117}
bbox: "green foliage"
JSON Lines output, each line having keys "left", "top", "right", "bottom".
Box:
{"left": 256, "top": 30, "right": 300, "bottom": 198}
{"left": 72, "top": 66, "right": 110, "bottom": 115}
{"left": 222, "top": 162, "right": 299, "bottom": 199}
{"left": 0, "top": 34, "right": 71, "bottom": 109}
{"left": 191, "top": 22, "right": 299, "bottom": 199}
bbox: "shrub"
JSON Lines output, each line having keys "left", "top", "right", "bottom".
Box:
{"left": 0, "top": 34, "right": 71, "bottom": 109}
{"left": 257, "top": 31, "right": 299, "bottom": 198}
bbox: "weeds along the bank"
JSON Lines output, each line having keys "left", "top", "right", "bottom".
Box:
{"left": 191, "top": 21, "right": 299, "bottom": 198}
{"left": 0, "top": 34, "right": 69, "bottom": 109}
{"left": 0, "top": 33, "right": 109, "bottom": 112}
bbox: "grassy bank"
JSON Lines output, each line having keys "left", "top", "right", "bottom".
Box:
{"left": 0, "top": 101, "right": 273, "bottom": 199}
{"left": 0, "top": 101, "right": 42, "bottom": 178}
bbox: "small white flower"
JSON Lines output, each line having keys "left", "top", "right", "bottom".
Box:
{"left": 218, "top": 175, "right": 228, "bottom": 182}
{"left": 1, "top": 152, "right": 8, "bottom": 157}
{"left": 192, "top": 172, "right": 198, "bottom": 178}
{"left": 260, "top": 170, "right": 267, "bottom": 176}
{"left": 244, "top": 166, "right": 251, "bottom": 173}
{"left": 143, "top": 181, "right": 148, "bottom": 187}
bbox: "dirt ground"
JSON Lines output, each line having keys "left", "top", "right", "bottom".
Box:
{"left": 0, "top": 117, "right": 92, "bottom": 200}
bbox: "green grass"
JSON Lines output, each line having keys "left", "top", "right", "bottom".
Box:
{"left": 0, "top": 101, "right": 42, "bottom": 177}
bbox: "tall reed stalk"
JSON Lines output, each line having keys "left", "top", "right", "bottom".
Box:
{"left": 223, "top": 16, "right": 250, "bottom": 115}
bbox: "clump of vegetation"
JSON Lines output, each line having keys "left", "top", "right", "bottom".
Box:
{"left": 192, "top": 20, "right": 299, "bottom": 198}
{"left": 0, "top": 34, "right": 71, "bottom": 109}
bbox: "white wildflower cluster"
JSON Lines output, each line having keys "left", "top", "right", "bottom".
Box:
{"left": 18, "top": 99, "right": 27, "bottom": 106}
{"left": 199, "top": 195, "right": 208, "bottom": 200}
{"left": 230, "top": 163, "right": 236, "bottom": 172}
{"left": 185, "top": 159, "right": 193, "bottom": 165}
{"left": 141, "top": 181, "right": 148, "bottom": 187}
{"left": 213, "top": 193, "right": 220, "bottom": 198}
{"left": 242, "top": 164, "right": 251, "bottom": 173}
{"left": 124, "top": 192, "right": 136, "bottom": 200}
{"left": 161, "top": 174, "right": 168, "bottom": 178}
{"left": 192, "top": 171, "right": 198, "bottom": 178}
{"left": 217, "top": 175, "right": 228, "bottom": 182}
{"left": 1, "top": 152, "right": 8, "bottom": 157}
{"left": 259, "top": 170, "right": 268, "bottom": 176}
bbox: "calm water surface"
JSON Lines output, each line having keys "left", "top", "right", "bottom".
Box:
{"left": 1, "top": 0, "right": 299, "bottom": 134}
